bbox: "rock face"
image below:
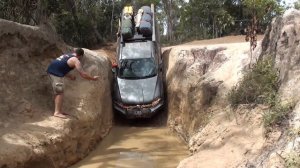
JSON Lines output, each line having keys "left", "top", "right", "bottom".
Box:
{"left": 0, "top": 19, "right": 113, "bottom": 167}
{"left": 177, "top": 106, "right": 265, "bottom": 168}
{"left": 163, "top": 40, "right": 264, "bottom": 167}
{"left": 170, "top": 9, "right": 300, "bottom": 168}
{"left": 164, "top": 42, "right": 260, "bottom": 140}
{"left": 258, "top": 9, "right": 300, "bottom": 167}
{"left": 261, "top": 9, "right": 300, "bottom": 104}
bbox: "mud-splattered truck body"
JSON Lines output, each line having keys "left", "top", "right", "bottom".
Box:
{"left": 112, "top": 4, "right": 164, "bottom": 118}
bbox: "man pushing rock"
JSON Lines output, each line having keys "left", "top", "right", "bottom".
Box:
{"left": 47, "top": 48, "right": 99, "bottom": 119}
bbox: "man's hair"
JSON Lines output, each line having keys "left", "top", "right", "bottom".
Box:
{"left": 75, "top": 48, "right": 84, "bottom": 56}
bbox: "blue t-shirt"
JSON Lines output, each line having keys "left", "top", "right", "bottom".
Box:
{"left": 47, "top": 54, "right": 75, "bottom": 77}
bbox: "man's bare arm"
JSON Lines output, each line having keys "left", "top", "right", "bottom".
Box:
{"left": 74, "top": 60, "right": 99, "bottom": 81}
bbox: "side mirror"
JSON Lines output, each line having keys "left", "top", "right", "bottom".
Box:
{"left": 112, "top": 68, "right": 117, "bottom": 73}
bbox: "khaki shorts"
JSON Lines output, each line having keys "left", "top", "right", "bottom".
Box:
{"left": 48, "top": 74, "right": 64, "bottom": 95}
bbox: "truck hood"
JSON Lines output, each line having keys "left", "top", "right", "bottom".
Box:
{"left": 117, "top": 76, "right": 160, "bottom": 104}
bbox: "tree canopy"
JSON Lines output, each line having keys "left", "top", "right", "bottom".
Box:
{"left": 0, "top": 0, "right": 286, "bottom": 47}
{"left": 295, "top": 0, "right": 300, "bottom": 9}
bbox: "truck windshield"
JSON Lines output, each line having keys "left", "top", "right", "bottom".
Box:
{"left": 118, "top": 58, "right": 157, "bottom": 79}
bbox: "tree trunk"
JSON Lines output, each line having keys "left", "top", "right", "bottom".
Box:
{"left": 66, "top": 0, "right": 81, "bottom": 44}
{"left": 110, "top": 0, "right": 115, "bottom": 38}
{"left": 162, "top": 0, "right": 175, "bottom": 42}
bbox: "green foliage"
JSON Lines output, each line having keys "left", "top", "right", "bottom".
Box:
{"left": 242, "top": 0, "right": 284, "bottom": 27}
{"left": 227, "top": 57, "right": 295, "bottom": 129}
{"left": 295, "top": 0, "right": 300, "bottom": 9}
{"left": 128, "top": 0, "right": 160, "bottom": 7}
{"left": 228, "top": 58, "right": 279, "bottom": 107}
{"left": 163, "top": 0, "right": 284, "bottom": 44}
{"left": 0, "top": 0, "right": 122, "bottom": 47}
{"left": 0, "top": 0, "right": 286, "bottom": 46}
{"left": 285, "top": 152, "right": 300, "bottom": 168}
{"left": 176, "top": 0, "right": 234, "bottom": 42}
{"left": 243, "top": 0, "right": 283, "bottom": 18}
{"left": 263, "top": 102, "right": 293, "bottom": 127}
{"left": 0, "top": 0, "right": 39, "bottom": 24}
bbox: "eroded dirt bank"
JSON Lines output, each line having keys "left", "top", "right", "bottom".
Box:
{"left": 0, "top": 19, "right": 113, "bottom": 167}
{"left": 2, "top": 9, "right": 299, "bottom": 168}
{"left": 255, "top": 9, "right": 300, "bottom": 167}
{"left": 90, "top": 36, "right": 267, "bottom": 168}
{"left": 164, "top": 40, "right": 260, "bottom": 140}
{"left": 165, "top": 9, "right": 300, "bottom": 168}
{"left": 163, "top": 39, "right": 267, "bottom": 167}
{"left": 0, "top": 18, "right": 188, "bottom": 168}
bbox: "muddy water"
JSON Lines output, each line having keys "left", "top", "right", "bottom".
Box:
{"left": 71, "top": 126, "right": 188, "bottom": 168}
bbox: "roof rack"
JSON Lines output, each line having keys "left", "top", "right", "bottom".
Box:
{"left": 119, "top": 4, "right": 156, "bottom": 43}
{"left": 125, "top": 34, "right": 152, "bottom": 42}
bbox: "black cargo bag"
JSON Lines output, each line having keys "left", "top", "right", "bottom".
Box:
{"left": 141, "top": 6, "right": 152, "bottom": 16}
{"left": 121, "top": 18, "right": 133, "bottom": 39}
{"left": 141, "top": 13, "right": 152, "bottom": 22}
{"left": 139, "top": 21, "right": 152, "bottom": 36}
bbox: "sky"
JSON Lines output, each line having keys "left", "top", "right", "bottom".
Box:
{"left": 282, "top": 0, "right": 297, "bottom": 7}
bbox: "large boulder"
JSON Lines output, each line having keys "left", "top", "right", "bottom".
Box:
{"left": 257, "top": 9, "right": 300, "bottom": 167}
{"left": 163, "top": 40, "right": 265, "bottom": 167}
{"left": 0, "top": 19, "right": 113, "bottom": 167}
{"left": 261, "top": 9, "right": 300, "bottom": 104}
{"left": 173, "top": 9, "right": 300, "bottom": 168}
{"left": 164, "top": 42, "right": 260, "bottom": 140}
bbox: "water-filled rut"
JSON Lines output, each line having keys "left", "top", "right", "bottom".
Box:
{"left": 71, "top": 126, "right": 188, "bottom": 168}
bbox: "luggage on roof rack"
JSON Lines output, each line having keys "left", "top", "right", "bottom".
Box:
{"left": 118, "top": 4, "right": 157, "bottom": 42}
{"left": 135, "top": 9, "right": 143, "bottom": 28}
{"left": 121, "top": 18, "right": 133, "bottom": 39}
{"left": 140, "top": 21, "right": 152, "bottom": 37}
{"left": 123, "top": 6, "right": 133, "bottom": 15}
{"left": 137, "top": 6, "right": 153, "bottom": 37}
{"left": 121, "top": 6, "right": 134, "bottom": 39}
{"left": 141, "top": 6, "right": 152, "bottom": 16}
